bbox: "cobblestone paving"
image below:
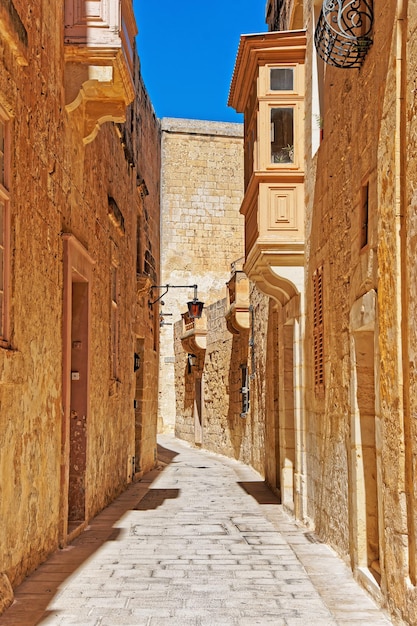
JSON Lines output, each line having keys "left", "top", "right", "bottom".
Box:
{"left": 0, "top": 435, "right": 393, "bottom": 626}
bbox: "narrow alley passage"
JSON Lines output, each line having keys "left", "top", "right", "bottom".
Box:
{"left": 0, "top": 436, "right": 392, "bottom": 626}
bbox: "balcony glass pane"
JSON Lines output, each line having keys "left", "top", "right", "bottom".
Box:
{"left": 270, "top": 68, "right": 293, "bottom": 91}
{"left": 271, "top": 108, "right": 294, "bottom": 164}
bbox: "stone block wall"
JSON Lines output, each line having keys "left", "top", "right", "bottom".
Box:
{"left": 404, "top": 4, "right": 417, "bottom": 623}
{"left": 303, "top": 0, "right": 383, "bottom": 549}
{"left": 127, "top": 51, "right": 161, "bottom": 475}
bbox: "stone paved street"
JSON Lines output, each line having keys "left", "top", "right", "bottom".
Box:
{"left": 0, "top": 435, "right": 393, "bottom": 626}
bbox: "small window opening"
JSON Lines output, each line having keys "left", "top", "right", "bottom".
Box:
{"left": 270, "top": 68, "right": 294, "bottom": 91}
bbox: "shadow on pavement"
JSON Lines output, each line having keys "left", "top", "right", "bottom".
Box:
{"left": 157, "top": 442, "right": 179, "bottom": 466}
{"left": 238, "top": 481, "right": 281, "bottom": 505}
{"left": 133, "top": 488, "right": 180, "bottom": 510}
{"left": 0, "top": 443, "right": 179, "bottom": 626}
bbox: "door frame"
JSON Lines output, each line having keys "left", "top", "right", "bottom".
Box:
{"left": 61, "top": 233, "right": 95, "bottom": 545}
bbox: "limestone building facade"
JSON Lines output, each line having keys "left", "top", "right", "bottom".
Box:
{"left": 225, "top": 0, "right": 417, "bottom": 622}
{"left": 0, "top": 0, "right": 160, "bottom": 612}
{"left": 301, "top": 1, "right": 417, "bottom": 621}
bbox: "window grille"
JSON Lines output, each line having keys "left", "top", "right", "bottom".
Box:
{"left": 314, "top": 0, "right": 373, "bottom": 69}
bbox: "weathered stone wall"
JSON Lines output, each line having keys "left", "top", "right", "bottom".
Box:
{"left": 159, "top": 118, "right": 245, "bottom": 432}
{"left": 128, "top": 52, "right": 161, "bottom": 475}
{"left": 303, "top": 0, "right": 382, "bottom": 546}
{"left": 302, "top": 0, "right": 417, "bottom": 620}
{"left": 0, "top": 0, "right": 160, "bottom": 609}
{"left": 267, "top": 0, "right": 303, "bottom": 31}
{"left": 0, "top": 0, "right": 67, "bottom": 598}
{"left": 400, "top": 2, "right": 417, "bottom": 622}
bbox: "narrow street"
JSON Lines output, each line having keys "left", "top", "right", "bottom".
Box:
{"left": 0, "top": 435, "right": 392, "bottom": 626}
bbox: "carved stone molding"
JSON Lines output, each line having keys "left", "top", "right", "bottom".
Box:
{"left": 244, "top": 244, "right": 303, "bottom": 306}
{"left": 180, "top": 312, "right": 207, "bottom": 355}
{"left": 225, "top": 270, "right": 250, "bottom": 335}
{"left": 136, "top": 275, "right": 152, "bottom": 296}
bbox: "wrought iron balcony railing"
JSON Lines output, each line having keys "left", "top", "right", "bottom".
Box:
{"left": 314, "top": 0, "right": 373, "bottom": 68}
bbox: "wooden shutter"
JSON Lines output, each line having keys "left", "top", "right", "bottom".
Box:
{"left": 313, "top": 266, "right": 324, "bottom": 394}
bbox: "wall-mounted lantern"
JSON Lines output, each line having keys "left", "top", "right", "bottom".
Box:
{"left": 187, "top": 298, "right": 204, "bottom": 320}
{"left": 149, "top": 284, "right": 204, "bottom": 319}
{"left": 187, "top": 353, "right": 197, "bottom": 373}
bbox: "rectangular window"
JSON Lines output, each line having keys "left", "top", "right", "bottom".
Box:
{"left": 111, "top": 263, "right": 119, "bottom": 379}
{"left": 240, "top": 365, "right": 250, "bottom": 417}
{"left": 270, "top": 68, "right": 294, "bottom": 91}
{"left": 360, "top": 183, "right": 369, "bottom": 249}
{"left": 271, "top": 107, "right": 294, "bottom": 163}
{"left": 0, "top": 114, "right": 10, "bottom": 345}
{"left": 313, "top": 266, "right": 324, "bottom": 394}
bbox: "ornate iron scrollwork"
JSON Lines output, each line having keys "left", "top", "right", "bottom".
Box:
{"left": 314, "top": 0, "right": 374, "bottom": 68}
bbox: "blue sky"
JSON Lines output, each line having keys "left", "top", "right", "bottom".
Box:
{"left": 133, "top": 1, "right": 267, "bottom": 123}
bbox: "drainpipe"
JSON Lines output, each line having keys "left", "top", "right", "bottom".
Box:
{"left": 395, "top": 0, "right": 410, "bottom": 581}
{"left": 397, "top": 0, "right": 414, "bottom": 585}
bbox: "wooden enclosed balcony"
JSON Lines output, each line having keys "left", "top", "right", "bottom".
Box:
{"left": 228, "top": 30, "right": 306, "bottom": 305}
{"left": 180, "top": 311, "right": 207, "bottom": 356}
{"left": 64, "top": 0, "right": 137, "bottom": 144}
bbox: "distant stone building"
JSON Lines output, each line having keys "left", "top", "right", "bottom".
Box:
{"left": 158, "top": 118, "right": 245, "bottom": 434}
{"left": 0, "top": 0, "right": 160, "bottom": 612}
